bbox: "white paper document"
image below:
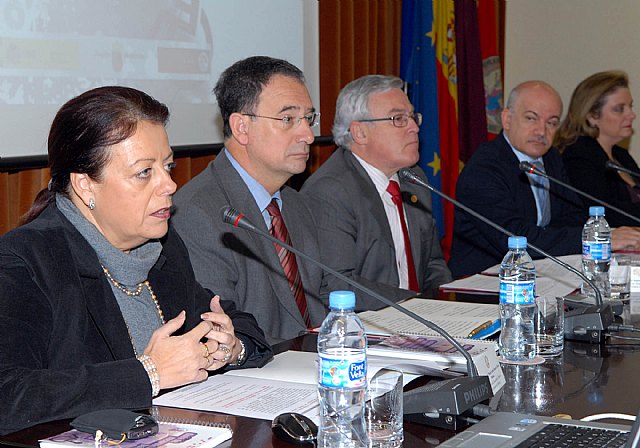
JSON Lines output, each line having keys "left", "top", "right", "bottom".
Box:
{"left": 227, "top": 351, "right": 318, "bottom": 384}
{"left": 154, "top": 372, "right": 321, "bottom": 422}
{"left": 227, "top": 350, "right": 419, "bottom": 386}
{"left": 481, "top": 254, "right": 583, "bottom": 277}
{"left": 440, "top": 254, "right": 582, "bottom": 298}
{"left": 153, "top": 350, "right": 439, "bottom": 423}
{"left": 367, "top": 336, "right": 505, "bottom": 393}
{"left": 439, "top": 274, "right": 500, "bottom": 293}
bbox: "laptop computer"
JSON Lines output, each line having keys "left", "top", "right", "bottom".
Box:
{"left": 438, "top": 410, "right": 640, "bottom": 448}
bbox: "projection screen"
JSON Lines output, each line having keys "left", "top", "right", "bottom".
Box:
{"left": 0, "top": 0, "right": 319, "bottom": 159}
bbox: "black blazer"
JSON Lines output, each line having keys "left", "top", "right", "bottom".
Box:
{"left": 0, "top": 204, "right": 272, "bottom": 435}
{"left": 563, "top": 135, "right": 640, "bottom": 227}
{"left": 449, "top": 133, "right": 587, "bottom": 278}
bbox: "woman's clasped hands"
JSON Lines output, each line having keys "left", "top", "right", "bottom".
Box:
{"left": 141, "top": 295, "right": 241, "bottom": 391}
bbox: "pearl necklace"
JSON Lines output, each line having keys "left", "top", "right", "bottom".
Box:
{"left": 101, "top": 264, "right": 166, "bottom": 324}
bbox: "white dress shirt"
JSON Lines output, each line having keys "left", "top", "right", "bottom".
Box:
{"left": 352, "top": 153, "right": 410, "bottom": 289}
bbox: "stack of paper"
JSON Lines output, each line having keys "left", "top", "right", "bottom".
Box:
{"left": 154, "top": 351, "right": 420, "bottom": 424}
{"left": 440, "top": 254, "right": 583, "bottom": 298}
{"left": 367, "top": 334, "right": 505, "bottom": 393}
{"left": 153, "top": 346, "right": 506, "bottom": 424}
{"left": 155, "top": 351, "right": 321, "bottom": 422}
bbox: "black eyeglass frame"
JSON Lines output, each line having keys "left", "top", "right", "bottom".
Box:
{"left": 241, "top": 112, "right": 321, "bottom": 129}
{"left": 357, "top": 112, "right": 422, "bottom": 128}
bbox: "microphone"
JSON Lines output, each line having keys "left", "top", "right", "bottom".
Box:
{"left": 221, "top": 205, "right": 492, "bottom": 431}
{"left": 605, "top": 160, "right": 640, "bottom": 180}
{"left": 398, "top": 168, "right": 614, "bottom": 344}
{"left": 520, "top": 160, "right": 640, "bottom": 225}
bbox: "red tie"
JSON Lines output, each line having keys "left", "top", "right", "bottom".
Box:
{"left": 386, "top": 180, "right": 419, "bottom": 292}
{"left": 266, "top": 199, "right": 311, "bottom": 327}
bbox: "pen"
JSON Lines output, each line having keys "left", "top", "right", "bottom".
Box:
{"left": 467, "top": 320, "right": 494, "bottom": 338}
{"left": 472, "top": 320, "right": 502, "bottom": 339}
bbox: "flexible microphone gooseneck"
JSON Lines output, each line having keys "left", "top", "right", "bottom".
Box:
{"left": 221, "top": 205, "right": 493, "bottom": 430}
{"left": 606, "top": 160, "right": 640, "bottom": 180}
{"left": 520, "top": 161, "right": 640, "bottom": 225}
{"left": 399, "top": 168, "right": 613, "bottom": 344}
{"left": 220, "top": 206, "right": 476, "bottom": 374}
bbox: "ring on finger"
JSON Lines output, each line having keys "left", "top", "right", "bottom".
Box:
{"left": 201, "top": 342, "right": 210, "bottom": 359}
{"left": 219, "top": 344, "right": 231, "bottom": 363}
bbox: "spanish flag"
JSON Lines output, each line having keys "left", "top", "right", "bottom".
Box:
{"left": 401, "top": 0, "right": 460, "bottom": 258}
{"left": 433, "top": 0, "right": 460, "bottom": 258}
{"left": 401, "top": 0, "right": 494, "bottom": 259}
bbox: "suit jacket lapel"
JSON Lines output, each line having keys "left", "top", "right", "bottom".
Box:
{"left": 497, "top": 134, "right": 539, "bottom": 223}
{"left": 343, "top": 151, "right": 396, "bottom": 252}
{"left": 81, "top": 275, "right": 136, "bottom": 359}
{"left": 63, "top": 222, "right": 135, "bottom": 360}
{"left": 280, "top": 188, "right": 305, "bottom": 253}
{"left": 212, "top": 152, "right": 306, "bottom": 327}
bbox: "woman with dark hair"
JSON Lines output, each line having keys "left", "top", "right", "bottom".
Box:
{"left": 555, "top": 70, "right": 640, "bottom": 227}
{"left": 0, "top": 86, "right": 272, "bottom": 435}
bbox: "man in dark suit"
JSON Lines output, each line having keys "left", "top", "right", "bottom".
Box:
{"left": 301, "top": 75, "right": 451, "bottom": 310}
{"left": 172, "top": 56, "right": 326, "bottom": 345}
{"left": 449, "top": 81, "right": 640, "bottom": 278}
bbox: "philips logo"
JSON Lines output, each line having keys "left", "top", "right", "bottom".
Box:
{"left": 464, "top": 383, "right": 490, "bottom": 404}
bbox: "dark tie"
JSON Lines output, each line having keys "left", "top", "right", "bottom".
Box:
{"left": 386, "top": 180, "right": 420, "bottom": 292}
{"left": 266, "top": 199, "right": 311, "bottom": 327}
{"left": 528, "top": 162, "right": 551, "bottom": 227}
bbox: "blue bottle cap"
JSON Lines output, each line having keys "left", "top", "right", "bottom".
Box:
{"left": 508, "top": 236, "right": 527, "bottom": 249}
{"left": 589, "top": 206, "right": 605, "bottom": 216}
{"left": 329, "top": 290, "right": 356, "bottom": 310}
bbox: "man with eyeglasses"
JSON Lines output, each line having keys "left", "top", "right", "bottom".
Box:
{"left": 449, "top": 80, "right": 640, "bottom": 278}
{"left": 301, "top": 75, "right": 451, "bottom": 310}
{"left": 172, "top": 56, "right": 326, "bottom": 345}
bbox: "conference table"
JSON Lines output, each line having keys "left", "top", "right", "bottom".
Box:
{"left": 3, "top": 291, "right": 640, "bottom": 448}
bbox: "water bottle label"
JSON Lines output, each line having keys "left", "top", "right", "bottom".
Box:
{"left": 582, "top": 241, "right": 611, "bottom": 261}
{"left": 500, "top": 280, "right": 535, "bottom": 305}
{"left": 318, "top": 353, "right": 366, "bottom": 388}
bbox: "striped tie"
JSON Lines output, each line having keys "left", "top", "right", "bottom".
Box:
{"left": 386, "top": 180, "right": 420, "bottom": 292}
{"left": 266, "top": 199, "right": 311, "bottom": 327}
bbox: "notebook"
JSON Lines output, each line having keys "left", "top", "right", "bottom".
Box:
{"left": 438, "top": 411, "right": 639, "bottom": 448}
{"left": 356, "top": 298, "right": 500, "bottom": 339}
{"left": 39, "top": 417, "right": 232, "bottom": 448}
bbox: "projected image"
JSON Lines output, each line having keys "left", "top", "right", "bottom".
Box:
{"left": 0, "top": 0, "right": 310, "bottom": 157}
{"left": 0, "top": 0, "right": 214, "bottom": 105}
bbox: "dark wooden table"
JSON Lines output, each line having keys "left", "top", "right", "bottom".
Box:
{"left": 4, "top": 293, "right": 640, "bottom": 448}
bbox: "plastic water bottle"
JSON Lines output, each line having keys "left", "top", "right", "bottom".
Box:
{"left": 582, "top": 206, "right": 611, "bottom": 299}
{"left": 317, "top": 290, "right": 368, "bottom": 448}
{"left": 498, "top": 236, "right": 537, "bottom": 361}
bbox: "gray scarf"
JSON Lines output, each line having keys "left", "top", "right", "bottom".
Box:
{"left": 56, "top": 194, "right": 163, "bottom": 355}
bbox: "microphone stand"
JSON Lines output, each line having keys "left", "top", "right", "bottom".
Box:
{"left": 521, "top": 161, "right": 640, "bottom": 225}
{"left": 399, "top": 168, "right": 613, "bottom": 344}
{"left": 221, "top": 205, "right": 493, "bottom": 430}
{"left": 606, "top": 160, "right": 640, "bottom": 180}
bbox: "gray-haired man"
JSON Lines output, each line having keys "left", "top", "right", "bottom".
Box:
{"left": 301, "top": 75, "right": 451, "bottom": 310}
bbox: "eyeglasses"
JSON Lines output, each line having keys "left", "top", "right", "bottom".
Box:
{"left": 242, "top": 112, "right": 321, "bottom": 130}
{"left": 358, "top": 112, "right": 422, "bottom": 128}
